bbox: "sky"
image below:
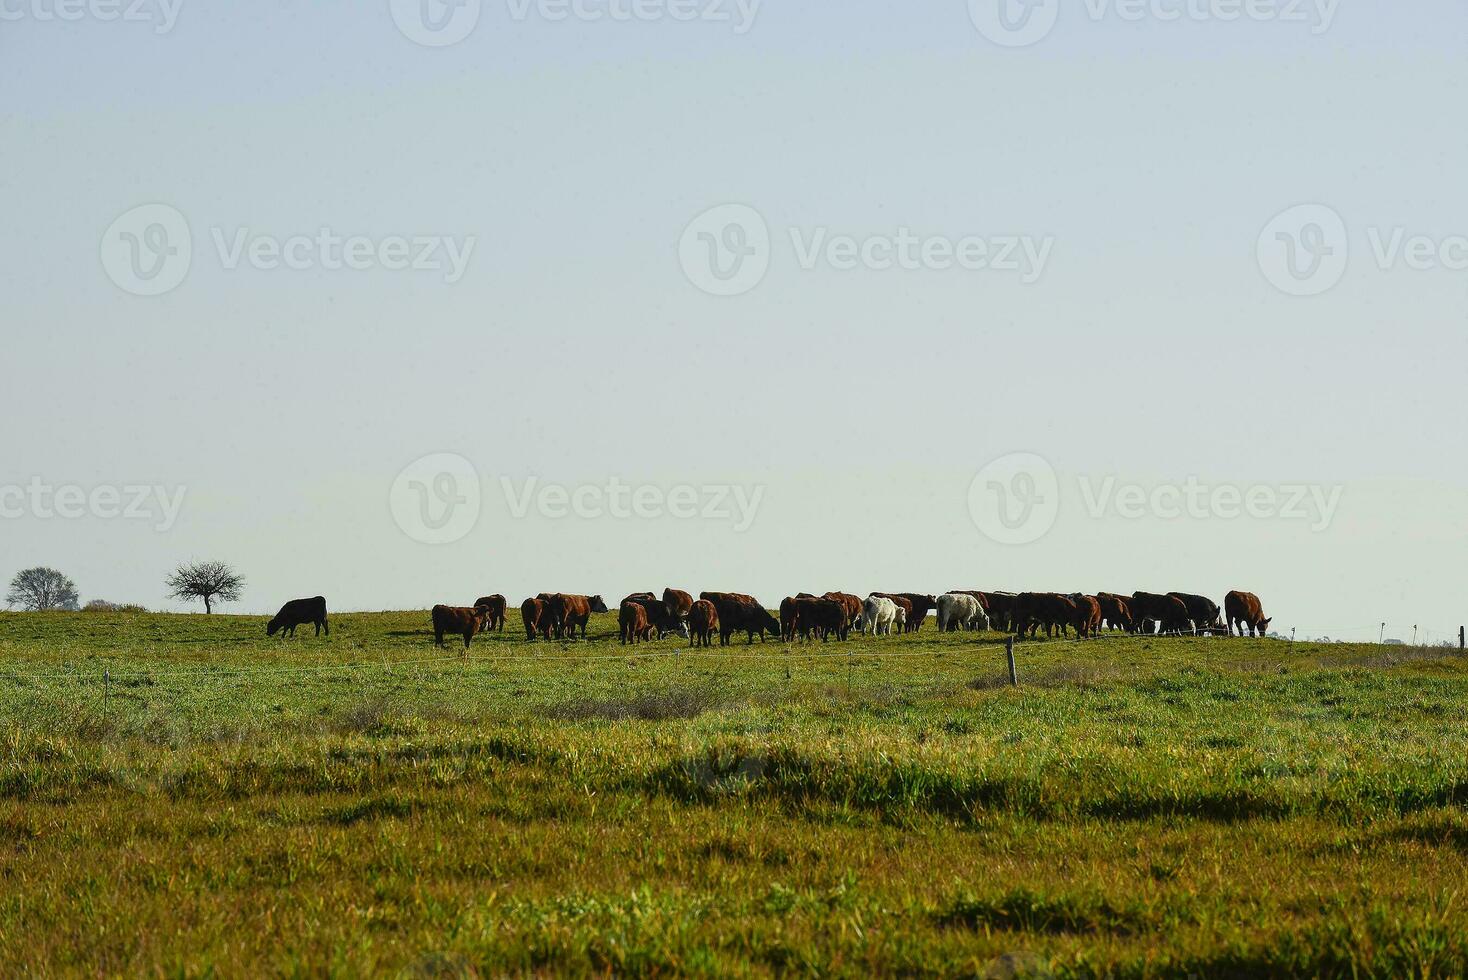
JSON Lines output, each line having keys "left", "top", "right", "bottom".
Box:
{"left": 3, "top": 1, "right": 1466, "bottom": 643}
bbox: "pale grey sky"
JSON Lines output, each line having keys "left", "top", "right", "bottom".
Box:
{"left": 3, "top": 2, "right": 1465, "bottom": 641}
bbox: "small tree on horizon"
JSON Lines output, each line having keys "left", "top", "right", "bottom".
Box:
{"left": 165, "top": 560, "right": 244, "bottom": 615}
{"left": 6, "top": 567, "right": 80, "bottom": 611}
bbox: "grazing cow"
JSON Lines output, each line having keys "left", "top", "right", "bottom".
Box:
{"left": 880, "top": 594, "right": 914, "bottom": 631}
{"left": 1225, "top": 591, "right": 1273, "bottom": 637}
{"left": 822, "top": 592, "right": 863, "bottom": 632}
{"left": 1096, "top": 593, "right": 1134, "bottom": 633}
{"left": 699, "top": 592, "right": 781, "bottom": 645}
{"left": 868, "top": 593, "right": 938, "bottom": 632}
{"left": 1013, "top": 593, "right": 1080, "bottom": 638}
{"left": 622, "top": 595, "right": 688, "bottom": 640}
{"left": 1130, "top": 592, "right": 1195, "bottom": 635}
{"left": 789, "top": 596, "right": 848, "bottom": 642}
{"left": 267, "top": 596, "right": 329, "bottom": 638}
{"left": 1067, "top": 594, "right": 1103, "bottom": 638}
{"left": 1168, "top": 593, "right": 1224, "bottom": 636}
{"left": 473, "top": 595, "right": 508, "bottom": 633}
{"left": 521, "top": 597, "right": 547, "bottom": 641}
{"left": 618, "top": 601, "right": 650, "bottom": 645}
{"left": 862, "top": 595, "right": 900, "bottom": 636}
{"left": 688, "top": 599, "right": 719, "bottom": 648}
{"left": 663, "top": 588, "right": 694, "bottom": 621}
{"left": 539, "top": 594, "right": 609, "bottom": 640}
{"left": 433, "top": 605, "right": 488, "bottom": 650}
{"left": 937, "top": 593, "right": 989, "bottom": 632}
{"left": 978, "top": 592, "right": 1019, "bottom": 633}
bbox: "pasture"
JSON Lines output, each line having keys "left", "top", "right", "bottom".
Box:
{"left": 2, "top": 609, "right": 1467, "bottom": 977}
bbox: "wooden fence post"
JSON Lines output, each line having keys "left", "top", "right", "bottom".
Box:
{"left": 1459, "top": 626, "right": 1464, "bottom": 651}
{"left": 1006, "top": 637, "right": 1018, "bottom": 687}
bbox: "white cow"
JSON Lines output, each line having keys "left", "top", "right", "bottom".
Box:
{"left": 862, "top": 595, "right": 899, "bottom": 636}
{"left": 937, "top": 593, "right": 990, "bottom": 632}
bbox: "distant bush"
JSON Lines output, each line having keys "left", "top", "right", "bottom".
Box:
{"left": 82, "top": 601, "right": 148, "bottom": 613}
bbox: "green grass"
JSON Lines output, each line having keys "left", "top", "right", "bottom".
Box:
{"left": 2, "top": 609, "right": 1467, "bottom": 977}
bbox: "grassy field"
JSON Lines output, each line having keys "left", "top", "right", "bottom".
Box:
{"left": 2, "top": 609, "right": 1468, "bottom": 977}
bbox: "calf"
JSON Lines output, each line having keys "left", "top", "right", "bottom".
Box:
{"left": 267, "top": 596, "right": 329, "bottom": 638}
{"left": 1225, "top": 591, "right": 1272, "bottom": 637}
{"left": 688, "top": 599, "right": 719, "bottom": 648}
{"left": 433, "top": 605, "right": 488, "bottom": 650}
{"left": 473, "top": 595, "right": 508, "bottom": 633}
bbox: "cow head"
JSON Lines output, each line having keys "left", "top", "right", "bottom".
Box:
{"left": 266, "top": 617, "right": 281, "bottom": 637}
{"left": 1259, "top": 617, "right": 1273, "bottom": 632}
{"left": 589, "top": 595, "right": 609, "bottom": 614}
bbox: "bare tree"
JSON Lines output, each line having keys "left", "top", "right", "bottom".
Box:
{"left": 6, "top": 567, "right": 80, "bottom": 611}
{"left": 165, "top": 560, "right": 244, "bottom": 614}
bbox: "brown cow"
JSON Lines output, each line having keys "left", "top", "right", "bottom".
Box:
{"left": 1130, "top": 592, "right": 1194, "bottom": 635}
{"left": 1096, "top": 593, "right": 1134, "bottom": 632}
{"left": 663, "top": 588, "right": 694, "bottom": 620}
{"left": 790, "top": 596, "right": 848, "bottom": 642}
{"left": 874, "top": 593, "right": 937, "bottom": 632}
{"left": 823, "top": 592, "right": 863, "bottom": 632}
{"left": 978, "top": 592, "right": 1018, "bottom": 632}
{"left": 622, "top": 595, "right": 687, "bottom": 640}
{"left": 473, "top": 595, "right": 508, "bottom": 633}
{"left": 688, "top": 599, "right": 718, "bottom": 648}
{"left": 1068, "top": 594, "right": 1103, "bottom": 638}
{"left": 1169, "top": 593, "right": 1224, "bottom": 636}
{"left": 700, "top": 592, "right": 781, "bottom": 645}
{"left": 1225, "top": 591, "right": 1272, "bottom": 637}
{"left": 538, "top": 593, "right": 610, "bottom": 640}
{"left": 521, "top": 597, "right": 547, "bottom": 641}
{"left": 1013, "top": 593, "right": 1079, "bottom": 637}
{"left": 779, "top": 596, "right": 802, "bottom": 642}
{"left": 433, "top": 605, "right": 488, "bottom": 650}
{"left": 619, "top": 601, "right": 650, "bottom": 645}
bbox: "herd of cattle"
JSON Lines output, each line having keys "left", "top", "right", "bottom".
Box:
{"left": 264, "top": 590, "right": 1273, "bottom": 650}
{"left": 375, "top": 589, "right": 1274, "bottom": 650}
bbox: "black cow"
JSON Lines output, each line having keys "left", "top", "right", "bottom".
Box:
{"left": 267, "top": 597, "right": 329, "bottom": 638}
